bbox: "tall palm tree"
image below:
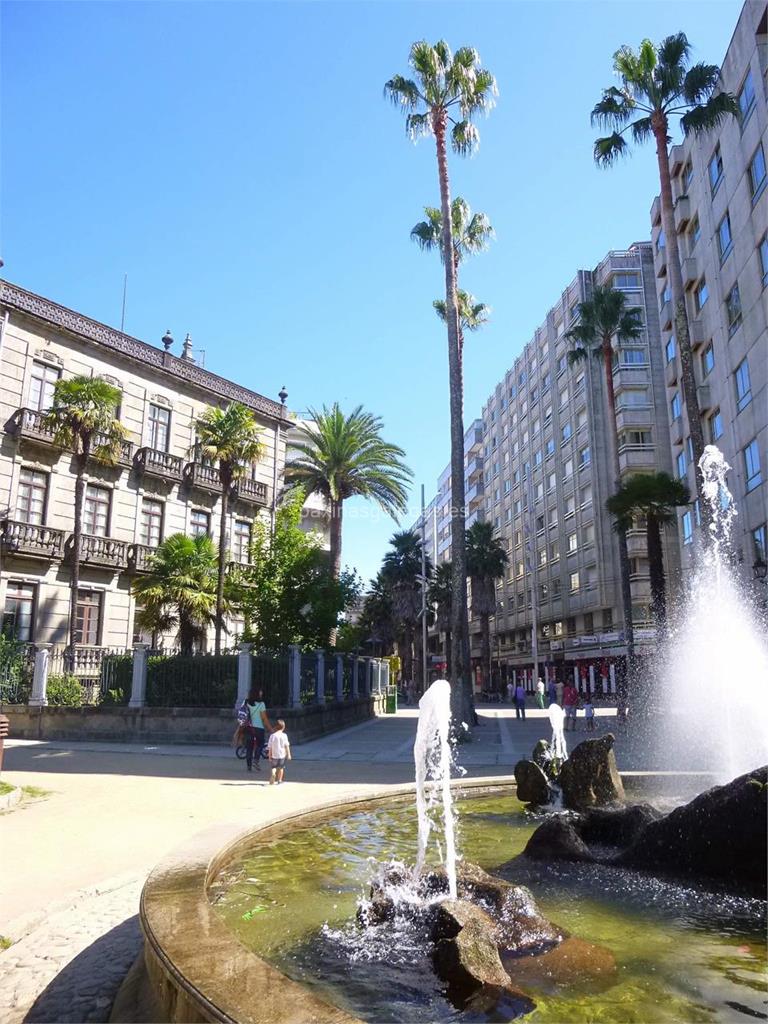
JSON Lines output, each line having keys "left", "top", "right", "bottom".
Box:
{"left": 382, "top": 530, "right": 431, "bottom": 693}
{"left": 194, "top": 402, "right": 264, "bottom": 654}
{"left": 412, "top": 197, "right": 494, "bottom": 368}
{"left": 44, "top": 376, "right": 127, "bottom": 657}
{"left": 132, "top": 534, "right": 218, "bottom": 656}
{"left": 607, "top": 473, "right": 690, "bottom": 632}
{"left": 567, "top": 285, "right": 643, "bottom": 682}
{"left": 360, "top": 571, "right": 396, "bottom": 658}
{"left": 429, "top": 561, "right": 453, "bottom": 676}
{"left": 286, "top": 403, "right": 411, "bottom": 582}
{"left": 466, "top": 521, "right": 507, "bottom": 693}
{"left": 433, "top": 290, "right": 490, "bottom": 339}
{"left": 592, "top": 33, "right": 738, "bottom": 531}
{"left": 386, "top": 41, "right": 496, "bottom": 729}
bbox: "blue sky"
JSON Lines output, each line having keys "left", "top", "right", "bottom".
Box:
{"left": 1, "top": 0, "right": 741, "bottom": 585}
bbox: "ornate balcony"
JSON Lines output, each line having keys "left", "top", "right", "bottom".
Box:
{"left": 8, "top": 408, "right": 59, "bottom": 447}
{"left": 232, "top": 477, "right": 268, "bottom": 506}
{"left": 90, "top": 435, "right": 134, "bottom": 468}
{"left": 0, "top": 519, "right": 65, "bottom": 559}
{"left": 77, "top": 533, "right": 128, "bottom": 569}
{"left": 184, "top": 460, "right": 221, "bottom": 495}
{"left": 127, "top": 543, "right": 156, "bottom": 573}
{"left": 134, "top": 447, "right": 183, "bottom": 483}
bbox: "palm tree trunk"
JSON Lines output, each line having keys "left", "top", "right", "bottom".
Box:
{"left": 480, "top": 612, "right": 491, "bottom": 692}
{"left": 653, "top": 119, "right": 710, "bottom": 538}
{"left": 646, "top": 512, "right": 667, "bottom": 633}
{"left": 413, "top": 616, "right": 423, "bottom": 693}
{"left": 444, "top": 627, "right": 452, "bottom": 678}
{"left": 329, "top": 499, "right": 343, "bottom": 580}
{"left": 433, "top": 109, "right": 471, "bottom": 732}
{"left": 602, "top": 341, "right": 636, "bottom": 688}
{"left": 216, "top": 478, "right": 229, "bottom": 655}
{"left": 68, "top": 455, "right": 87, "bottom": 667}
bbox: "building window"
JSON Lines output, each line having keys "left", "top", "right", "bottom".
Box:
{"left": 709, "top": 409, "right": 723, "bottom": 442}
{"left": 148, "top": 404, "right": 171, "bottom": 452}
{"left": 2, "top": 581, "right": 36, "bottom": 642}
{"left": 28, "top": 361, "right": 61, "bottom": 411}
{"left": 561, "top": 422, "right": 572, "bottom": 443}
{"left": 749, "top": 144, "right": 766, "bottom": 201}
{"left": 753, "top": 524, "right": 767, "bottom": 565}
{"left": 84, "top": 485, "right": 110, "bottom": 537}
{"left": 682, "top": 511, "right": 693, "bottom": 545}
{"left": 578, "top": 446, "right": 591, "bottom": 468}
{"left": 17, "top": 468, "right": 48, "bottom": 525}
{"left": 565, "top": 495, "right": 575, "bottom": 517}
{"left": 564, "top": 457, "right": 574, "bottom": 478}
{"left": 190, "top": 509, "right": 211, "bottom": 537}
{"left": 735, "top": 358, "right": 752, "bottom": 412}
{"left": 545, "top": 438, "right": 555, "bottom": 458}
{"left": 140, "top": 499, "right": 163, "bottom": 547}
{"left": 569, "top": 571, "right": 580, "bottom": 593}
{"left": 556, "top": 355, "right": 567, "bottom": 376}
{"left": 665, "top": 336, "right": 676, "bottom": 364}
{"left": 760, "top": 236, "right": 768, "bottom": 288}
{"left": 694, "top": 279, "right": 709, "bottom": 313}
{"left": 701, "top": 342, "right": 714, "bottom": 378}
{"left": 689, "top": 216, "right": 701, "bottom": 246}
{"left": 581, "top": 485, "right": 593, "bottom": 506}
{"left": 534, "top": 449, "right": 542, "bottom": 467}
{"left": 676, "top": 451, "right": 687, "bottom": 479}
{"left": 614, "top": 272, "right": 640, "bottom": 290}
{"left": 76, "top": 590, "right": 101, "bottom": 646}
{"left": 717, "top": 213, "right": 733, "bottom": 262}
{"left": 559, "top": 387, "right": 568, "bottom": 408}
{"left": 567, "top": 533, "right": 578, "bottom": 553}
{"left": 739, "top": 69, "right": 755, "bottom": 123}
{"left": 655, "top": 231, "right": 666, "bottom": 255}
{"left": 547, "top": 471, "right": 556, "bottom": 491}
{"left": 708, "top": 146, "right": 723, "bottom": 194}
{"left": 744, "top": 440, "right": 762, "bottom": 492}
{"left": 671, "top": 392, "right": 682, "bottom": 420}
{"left": 725, "top": 284, "right": 742, "bottom": 335}
{"left": 621, "top": 348, "right": 646, "bottom": 365}
{"left": 683, "top": 160, "right": 694, "bottom": 188}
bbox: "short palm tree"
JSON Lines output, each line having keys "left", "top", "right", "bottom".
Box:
{"left": 286, "top": 403, "right": 411, "bottom": 582}
{"left": 44, "top": 376, "right": 127, "bottom": 656}
{"left": 132, "top": 534, "right": 218, "bottom": 655}
{"left": 386, "top": 42, "right": 496, "bottom": 728}
{"left": 434, "top": 290, "right": 490, "bottom": 341}
{"left": 382, "top": 530, "right": 431, "bottom": 692}
{"left": 360, "top": 571, "right": 396, "bottom": 658}
{"left": 607, "top": 473, "right": 690, "bottom": 632}
{"left": 592, "top": 33, "right": 738, "bottom": 531}
{"left": 567, "top": 285, "right": 643, "bottom": 678}
{"left": 429, "top": 561, "right": 453, "bottom": 676}
{"left": 193, "top": 402, "right": 264, "bottom": 654}
{"left": 466, "top": 521, "right": 507, "bottom": 693}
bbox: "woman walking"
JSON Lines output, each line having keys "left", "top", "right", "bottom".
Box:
{"left": 240, "top": 687, "right": 273, "bottom": 772}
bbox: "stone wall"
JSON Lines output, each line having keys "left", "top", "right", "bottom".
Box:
{"left": 4, "top": 695, "right": 385, "bottom": 746}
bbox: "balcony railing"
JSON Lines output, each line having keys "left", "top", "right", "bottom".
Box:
{"left": 90, "top": 434, "right": 134, "bottom": 468}
{"left": 135, "top": 447, "right": 183, "bottom": 482}
{"left": 77, "top": 533, "right": 128, "bottom": 569}
{"left": 233, "top": 477, "right": 269, "bottom": 506}
{"left": 0, "top": 519, "right": 65, "bottom": 558}
{"left": 8, "top": 408, "right": 59, "bottom": 446}
{"left": 185, "top": 460, "right": 221, "bottom": 494}
{"left": 127, "top": 543, "right": 156, "bottom": 573}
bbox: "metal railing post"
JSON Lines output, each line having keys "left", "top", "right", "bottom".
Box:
{"left": 315, "top": 649, "right": 325, "bottom": 705}
{"left": 128, "top": 643, "right": 148, "bottom": 708}
{"left": 29, "top": 644, "right": 51, "bottom": 707}
{"left": 335, "top": 654, "right": 344, "bottom": 702}
{"left": 236, "top": 642, "right": 253, "bottom": 708}
{"left": 288, "top": 645, "right": 301, "bottom": 708}
{"left": 352, "top": 656, "right": 359, "bottom": 699}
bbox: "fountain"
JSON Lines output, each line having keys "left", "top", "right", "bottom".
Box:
{"left": 414, "top": 679, "right": 458, "bottom": 898}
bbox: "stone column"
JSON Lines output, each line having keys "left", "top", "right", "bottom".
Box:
{"left": 335, "top": 654, "right": 344, "bottom": 702}
{"left": 352, "top": 656, "right": 359, "bottom": 699}
{"left": 609, "top": 663, "right": 616, "bottom": 694}
{"left": 315, "top": 649, "right": 325, "bottom": 704}
{"left": 588, "top": 664, "right": 596, "bottom": 694}
{"left": 236, "top": 642, "right": 253, "bottom": 707}
{"left": 28, "top": 644, "right": 51, "bottom": 707}
{"left": 288, "top": 645, "right": 301, "bottom": 708}
{"left": 128, "top": 643, "right": 148, "bottom": 708}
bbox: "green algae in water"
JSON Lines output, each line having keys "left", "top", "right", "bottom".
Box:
{"left": 211, "top": 796, "right": 767, "bottom": 1022}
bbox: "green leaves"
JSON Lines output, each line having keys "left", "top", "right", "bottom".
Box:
{"left": 411, "top": 197, "right": 494, "bottom": 266}
{"left": 434, "top": 291, "right": 489, "bottom": 333}
{"left": 566, "top": 285, "right": 643, "bottom": 363}
{"left": 606, "top": 473, "right": 691, "bottom": 533}
{"left": 194, "top": 402, "right": 264, "bottom": 482}
{"left": 43, "top": 375, "right": 127, "bottom": 460}
{"left": 593, "top": 132, "right": 628, "bottom": 167}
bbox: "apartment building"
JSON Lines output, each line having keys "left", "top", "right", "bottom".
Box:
{"left": 0, "top": 279, "right": 289, "bottom": 663}
{"left": 420, "top": 246, "right": 678, "bottom": 691}
{"left": 650, "top": 0, "right": 767, "bottom": 580}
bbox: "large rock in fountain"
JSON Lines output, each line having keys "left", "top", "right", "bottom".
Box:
{"left": 578, "top": 803, "right": 662, "bottom": 847}
{"left": 502, "top": 936, "right": 617, "bottom": 994}
{"left": 522, "top": 816, "right": 593, "bottom": 863}
{"left": 514, "top": 759, "right": 552, "bottom": 806}
{"left": 617, "top": 766, "right": 768, "bottom": 895}
{"left": 558, "top": 734, "right": 625, "bottom": 811}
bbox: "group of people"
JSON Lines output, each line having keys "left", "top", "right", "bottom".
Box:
{"left": 506, "top": 678, "right": 595, "bottom": 731}
{"left": 237, "top": 687, "right": 292, "bottom": 785}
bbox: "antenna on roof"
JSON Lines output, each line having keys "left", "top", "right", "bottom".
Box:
{"left": 120, "top": 273, "right": 128, "bottom": 333}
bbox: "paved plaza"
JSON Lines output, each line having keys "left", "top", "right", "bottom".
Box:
{"left": 0, "top": 703, "right": 627, "bottom": 1023}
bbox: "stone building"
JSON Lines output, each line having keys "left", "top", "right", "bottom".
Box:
{"left": 649, "top": 0, "right": 767, "bottom": 581}
{"left": 0, "top": 279, "right": 289, "bottom": 667}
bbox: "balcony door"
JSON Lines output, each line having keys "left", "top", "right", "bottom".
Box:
{"left": 2, "top": 581, "right": 36, "bottom": 641}
{"left": 17, "top": 469, "right": 48, "bottom": 525}
{"left": 84, "top": 485, "right": 111, "bottom": 537}
{"left": 28, "top": 361, "right": 61, "bottom": 411}
{"left": 148, "top": 404, "right": 171, "bottom": 452}
{"left": 75, "top": 590, "right": 101, "bottom": 646}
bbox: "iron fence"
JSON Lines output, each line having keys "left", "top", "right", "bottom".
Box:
{"left": 251, "top": 652, "right": 289, "bottom": 707}
{"left": 342, "top": 656, "right": 353, "bottom": 699}
{"left": 100, "top": 653, "right": 133, "bottom": 705}
{"left": 0, "top": 640, "right": 34, "bottom": 706}
{"left": 146, "top": 653, "right": 238, "bottom": 707}
{"left": 324, "top": 658, "right": 337, "bottom": 702}
{"left": 299, "top": 653, "right": 317, "bottom": 705}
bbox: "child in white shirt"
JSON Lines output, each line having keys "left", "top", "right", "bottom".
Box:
{"left": 583, "top": 699, "right": 595, "bottom": 731}
{"left": 267, "top": 720, "right": 291, "bottom": 785}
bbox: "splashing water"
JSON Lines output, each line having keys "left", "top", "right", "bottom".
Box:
{"left": 414, "top": 679, "right": 458, "bottom": 899}
{"left": 548, "top": 702, "right": 568, "bottom": 761}
{"left": 657, "top": 446, "right": 768, "bottom": 780}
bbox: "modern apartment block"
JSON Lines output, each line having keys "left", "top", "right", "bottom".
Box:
{"left": 420, "top": 245, "right": 678, "bottom": 691}
{"left": 0, "top": 279, "right": 289, "bottom": 667}
{"left": 650, "top": 0, "right": 767, "bottom": 580}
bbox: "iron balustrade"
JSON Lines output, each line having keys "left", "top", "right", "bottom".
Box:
{"left": 135, "top": 447, "right": 184, "bottom": 482}
{"left": 127, "top": 543, "right": 156, "bottom": 573}
{"left": 78, "top": 533, "right": 128, "bottom": 568}
{"left": 185, "top": 460, "right": 221, "bottom": 493}
{"left": 0, "top": 519, "right": 65, "bottom": 558}
{"left": 232, "top": 477, "right": 269, "bottom": 506}
{"left": 10, "top": 408, "right": 59, "bottom": 445}
{"left": 90, "top": 434, "right": 134, "bottom": 467}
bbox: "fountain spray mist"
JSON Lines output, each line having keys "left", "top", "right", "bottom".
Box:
{"left": 657, "top": 446, "right": 768, "bottom": 780}
{"left": 414, "top": 679, "right": 458, "bottom": 899}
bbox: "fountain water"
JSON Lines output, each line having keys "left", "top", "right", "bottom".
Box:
{"left": 548, "top": 702, "right": 567, "bottom": 761}
{"left": 414, "top": 679, "right": 458, "bottom": 899}
{"left": 656, "top": 445, "right": 768, "bottom": 779}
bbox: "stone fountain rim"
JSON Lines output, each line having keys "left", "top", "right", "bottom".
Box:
{"left": 140, "top": 771, "right": 718, "bottom": 1024}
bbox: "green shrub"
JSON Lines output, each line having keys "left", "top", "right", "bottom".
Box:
{"left": 46, "top": 674, "right": 83, "bottom": 706}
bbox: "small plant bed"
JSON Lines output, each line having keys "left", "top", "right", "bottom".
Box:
{"left": 0, "top": 781, "right": 15, "bottom": 797}
{"left": 21, "top": 785, "right": 53, "bottom": 800}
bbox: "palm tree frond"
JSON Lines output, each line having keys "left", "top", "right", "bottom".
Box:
{"left": 451, "top": 119, "right": 479, "bottom": 156}
{"left": 594, "top": 132, "right": 629, "bottom": 166}
{"left": 681, "top": 90, "right": 740, "bottom": 135}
